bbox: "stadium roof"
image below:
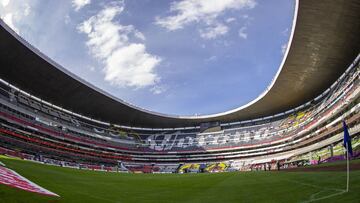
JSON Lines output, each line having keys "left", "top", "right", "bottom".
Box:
{"left": 0, "top": 0, "right": 359, "bottom": 128}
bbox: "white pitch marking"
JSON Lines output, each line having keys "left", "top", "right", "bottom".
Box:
{"left": 285, "top": 180, "right": 346, "bottom": 203}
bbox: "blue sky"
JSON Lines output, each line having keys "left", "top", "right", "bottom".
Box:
{"left": 0, "top": 0, "right": 294, "bottom": 116}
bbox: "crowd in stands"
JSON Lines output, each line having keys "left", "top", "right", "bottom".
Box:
{"left": 0, "top": 56, "right": 359, "bottom": 172}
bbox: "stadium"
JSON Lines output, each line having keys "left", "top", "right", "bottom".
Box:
{"left": 0, "top": 0, "right": 360, "bottom": 202}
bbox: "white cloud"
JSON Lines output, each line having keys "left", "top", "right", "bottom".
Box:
{"left": 156, "top": 0, "right": 256, "bottom": 30}
{"left": 2, "top": 13, "right": 18, "bottom": 33}
{"left": 72, "top": 0, "right": 91, "bottom": 11}
{"left": 23, "top": 4, "right": 31, "bottom": 16}
{"left": 77, "top": 1, "right": 161, "bottom": 88}
{"left": 281, "top": 28, "right": 289, "bottom": 36}
{"left": 281, "top": 28, "right": 289, "bottom": 55}
{"left": 1, "top": 0, "right": 9, "bottom": 7}
{"left": 150, "top": 85, "right": 167, "bottom": 95}
{"left": 241, "top": 14, "right": 249, "bottom": 19}
{"left": 134, "top": 30, "right": 146, "bottom": 41}
{"left": 225, "top": 17, "right": 236, "bottom": 23}
{"left": 105, "top": 43, "right": 160, "bottom": 87}
{"left": 155, "top": 0, "right": 256, "bottom": 39}
{"left": 238, "top": 26, "right": 247, "bottom": 39}
{"left": 281, "top": 43, "right": 287, "bottom": 55}
{"left": 88, "top": 66, "right": 96, "bottom": 72}
{"left": 199, "top": 23, "right": 228, "bottom": 39}
{"left": 205, "top": 55, "right": 217, "bottom": 63}
{"left": 0, "top": 1, "right": 31, "bottom": 34}
{"left": 64, "top": 14, "right": 71, "bottom": 25}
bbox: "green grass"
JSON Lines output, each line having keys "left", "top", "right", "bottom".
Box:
{"left": 0, "top": 157, "right": 359, "bottom": 203}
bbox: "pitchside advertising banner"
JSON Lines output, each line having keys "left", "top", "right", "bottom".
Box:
{"left": 0, "top": 165, "right": 59, "bottom": 197}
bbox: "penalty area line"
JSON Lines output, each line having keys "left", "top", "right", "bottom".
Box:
{"left": 285, "top": 180, "right": 346, "bottom": 203}
{"left": 302, "top": 190, "right": 346, "bottom": 203}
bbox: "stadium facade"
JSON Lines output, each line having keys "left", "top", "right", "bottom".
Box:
{"left": 0, "top": 0, "right": 359, "bottom": 173}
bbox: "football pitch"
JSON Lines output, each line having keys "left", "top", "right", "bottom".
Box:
{"left": 0, "top": 157, "right": 359, "bottom": 203}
